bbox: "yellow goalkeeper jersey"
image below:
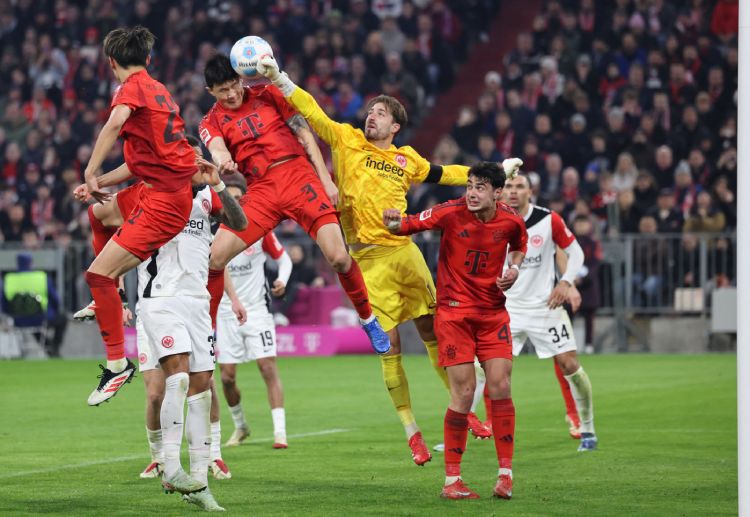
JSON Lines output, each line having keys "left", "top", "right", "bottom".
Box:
{"left": 287, "top": 87, "right": 468, "bottom": 247}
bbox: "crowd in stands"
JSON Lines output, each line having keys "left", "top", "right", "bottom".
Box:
{"left": 406, "top": 0, "right": 738, "bottom": 305}
{"left": 0, "top": 0, "right": 738, "bottom": 312}
{"left": 0, "top": 0, "right": 496, "bottom": 247}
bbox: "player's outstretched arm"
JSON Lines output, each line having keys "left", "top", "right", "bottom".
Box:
{"left": 206, "top": 136, "right": 238, "bottom": 174}
{"left": 257, "top": 55, "right": 342, "bottom": 146}
{"left": 197, "top": 157, "right": 247, "bottom": 231}
{"left": 84, "top": 105, "right": 132, "bottom": 203}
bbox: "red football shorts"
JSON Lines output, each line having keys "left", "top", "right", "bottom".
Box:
{"left": 112, "top": 182, "right": 193, "bottom": 261}
{"left": 434, "top": 309, "right": 513, "bottom": 367}
{"left": 114, "top": 182, "right": 145, "bottom": 220}
{"left": 223, "top": 156, "right": 339, "bottom": 244}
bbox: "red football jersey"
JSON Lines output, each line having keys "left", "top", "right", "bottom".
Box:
{"left": 261, "top": 232, "right": 284, "bottom": 260}
{"left": 199, "top": 84, "right": 306, "bottom": 183}
{"left": 398, "top": 198, "right": 528, "bottom": 312}
{"left": 111, "top": 70, "right": 196, "bottom": 192}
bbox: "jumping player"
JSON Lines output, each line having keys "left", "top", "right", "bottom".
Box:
{"left": 384, "top": 162, "right": 527, "bottom": 500}
{"left": 198, "top": 54, "right": 389, "bottom": 355}
{"left": 256, "top": 54, "right": 486, "bottom": 464}
{"left": 503, "top": 173, "right": 597, "bottom": 451}
{"left": 216, "top": 181, "right": 292, "bottom": 450}
{"left": 82, "top": 27, "right": 208, "bottom": 406}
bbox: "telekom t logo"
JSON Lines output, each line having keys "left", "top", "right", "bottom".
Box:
{"left": 464, "top": 249, "right": 489, "bottom": 275}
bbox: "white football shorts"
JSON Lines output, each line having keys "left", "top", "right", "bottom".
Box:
{"left": 509, "top": 306, "right": 577, "bottom": 359}
{"left": 136, "top": 296, "right": 215, "bottom": 373}
{"left": 216, "top": 310, "right": 276, "bottom": 364}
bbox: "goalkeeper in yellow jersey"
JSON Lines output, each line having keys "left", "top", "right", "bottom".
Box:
{"left": 257, "top": 55, "right": 479, "bottom": 465}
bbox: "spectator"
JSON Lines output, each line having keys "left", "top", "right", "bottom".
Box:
{"left": 616, "top": 189, "right": 642, "bottom": 234}
{"left": 711, "top": 175, "right": 736, "bottom": 229}
{"left": 710, "top": 0, "right": 739, "bottom": 44}
{"left": 474, "top": 133, "right": 502, "bottom": 163}
{"left": 673, "top": 161, "right": 699, "bottom": 217}
{"left": 652, "top": 145, "right": 676, "bottom": 190}
{"left": 633, "top": 172, "right": 659, "bottom": 215}
{"left": 612, "top": 152, "right": 639, "bottom": 192}
{"left": 572, "top": 214, "right": 602, "bottom": 354}
{"left": 649, "top": 188, "right": 684, "bottom": 234}
{"left": 683, "top": 191, "right": 726, "bottom": 233}
{"left": 632, "top": 215, "right": 668, "bottom": 307}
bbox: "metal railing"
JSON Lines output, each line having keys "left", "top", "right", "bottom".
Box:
{"left": 0, "top": 233, "right": 736, "bottom": 320}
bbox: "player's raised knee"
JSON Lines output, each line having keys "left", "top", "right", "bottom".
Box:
{"left": 325, "top": 248, "right": 352, "bottom": 272}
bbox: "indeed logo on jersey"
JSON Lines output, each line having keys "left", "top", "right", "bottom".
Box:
{"left": 522, "top": 254, "right": 542, "bottom": 268}
{"left": 228, "top": 263, "right": 253, "bottom": 275}
{"left": 182, "top": 218, "right": 207, "bottom": 236}
{"left": 365, "top": 155, "right": 405, "bottom": 179}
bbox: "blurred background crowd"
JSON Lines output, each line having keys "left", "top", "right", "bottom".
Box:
{"left": 0, "top": 0, "right": 739, "bottom": 342}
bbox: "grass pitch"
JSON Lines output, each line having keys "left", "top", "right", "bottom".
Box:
{"left": 0, "top": 353, "right": 737, "bottom": 516}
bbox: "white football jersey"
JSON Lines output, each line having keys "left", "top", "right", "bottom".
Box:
{"left": 504, "top": 204, "right": 576, "bottom": 311}
{"left": 218, "top": 232, "right": 285, "bottom": 317}
{"left": 137, "top": 186, "right": 221, "bottom": 299}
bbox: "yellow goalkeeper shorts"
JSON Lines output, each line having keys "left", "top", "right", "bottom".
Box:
{"left": 350, "top": 241, "right": 436, "bottom": 332}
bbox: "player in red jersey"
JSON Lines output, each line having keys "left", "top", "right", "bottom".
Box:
{"left": 82, "top": 27, "right": 218, "bottom": 406}
{"left": 198, "top": 54, "right": 389, "bottom": 354}
{"left": 383, "top": 162, "right": 527, "bottom": 500}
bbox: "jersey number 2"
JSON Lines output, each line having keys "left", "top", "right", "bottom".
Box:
{"left": 154, "top": 95, "right": 184, "bottom": 144}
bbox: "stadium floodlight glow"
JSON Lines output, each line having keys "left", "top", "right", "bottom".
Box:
{"left": 738, "top": 2, "right": 748, "bottom": 514}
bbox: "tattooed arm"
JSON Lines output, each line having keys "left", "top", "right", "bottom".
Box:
{"left": 288, "top": 114, "right": 339, "bottom": 205}
{"left": 197, "top": 157, "right": 248, "bottom": 231}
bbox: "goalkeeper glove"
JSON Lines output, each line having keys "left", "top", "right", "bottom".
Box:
{"left": 502, "top": 158, "right": 523, "bottom": 179}
{"left": 256, "top": 55, "right": 296, "bottom": 97}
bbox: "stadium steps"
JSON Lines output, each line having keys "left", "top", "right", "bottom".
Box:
{"left": 408, "top": 0, "right": 543, "bottom": 152}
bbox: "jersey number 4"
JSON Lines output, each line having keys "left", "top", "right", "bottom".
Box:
{"left": 548, "top": 324, "right": 570, "bottom": 344}
{"left": 154, "top": 95, "right": 185, "bottom": 144}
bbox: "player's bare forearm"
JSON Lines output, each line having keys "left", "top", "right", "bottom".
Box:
{"left": 97, "top": 163, "right": 133, "bottom": 188}
{"left": 207, "top": 138, "right": 237, "bottom": 172}
{"left": 507, "top": 250, "right": 525, "bottom": 268}
{"left": 84, "top": 105, "right": 131, "bottom": 180}
{"left": 223, "top": 268, "right": 240, "bottom": 301}
{"left": 216, "top": 188, "right": 247, "bottom": 231}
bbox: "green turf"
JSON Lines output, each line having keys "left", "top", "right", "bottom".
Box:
{"left": 0, "top": 354, "right": 737, "bottom": 516}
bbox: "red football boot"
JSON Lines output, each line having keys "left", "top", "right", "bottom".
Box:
{"left": 467, "top": 412, "right": 492, "bottom": 439}
{"left": 493, "top": 474, "right": 513, "bottom": 499}
{"left": 408, "top": 431, "right": 432, "bottom": 466}
{"left": 441, "top": 479, "right": 480, "bottom": 500}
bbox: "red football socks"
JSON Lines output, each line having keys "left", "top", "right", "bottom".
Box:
{"left": 85, "top": 271, "right": 124, "bottom": 360}
{"left": 483, "top": 384, "right": 492, "bottom": 421}
{"left": 337, "top": 260, "right": 372, "bottom": 319}
{"left": 207, "top": 268, "right": 225, "bottom": 327}
{"left": 491, "top": 398, "right": 515, "bottom": 470}
{"left": 88, "top": 205, "right": 116, "bottom": 256}
{"left": 444, "top": 408, "right": 469, "bottom": 477}
{"left": 554, "top": 361, "right": 579, "bottom": 420}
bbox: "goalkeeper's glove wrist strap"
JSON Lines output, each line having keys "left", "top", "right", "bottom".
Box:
{"left": 273, "top": 72, "right": 297, "bottom": 97}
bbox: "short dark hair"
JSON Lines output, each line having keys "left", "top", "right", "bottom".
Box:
{"left": 366, "top": 95, "right": 407, "bottom": 129}
{"left": 185, "top": 135, "right": 201, "bottom": 148}
{"left": 468, "top": 161, "right": 506, "bottom": 189}
{"left": 103, "top": 26, "right": 155, "bottom": 68}
{"left": 204, "top": 54, "right": 239, "bottom": 88}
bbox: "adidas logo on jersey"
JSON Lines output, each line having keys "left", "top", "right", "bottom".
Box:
{"left": 458, "top": 229, "right": 469, "bottom": 238}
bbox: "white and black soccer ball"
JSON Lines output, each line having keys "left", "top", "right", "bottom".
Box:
{"left": 230, "top": 36, "right": 274, "bottom": 78}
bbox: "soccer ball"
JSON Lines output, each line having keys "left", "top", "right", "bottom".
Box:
{"left": 230, "top": 36, "right": 274, "bottom": 78}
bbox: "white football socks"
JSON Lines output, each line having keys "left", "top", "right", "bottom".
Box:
{"left": 210, "top": 421, "right": 222, "bottom": 461}
{"left": 161, "top": 372, "right": 189, "bottom": 479}
{"left": 565, "top": 367, "right": 595, "bottom": 434}
{"left": 271, "top": 407, "right": 286, "bottom": 440}
{"left": 186, "top": 390, "right": 212, "bottom": 485}
{"left": 107, "top": 358, "right": 127, "bottom": 373}
{"left": 146, "top": 427, "right": 163, "bottom": 464}
{"left": 229, "top": 403, "right": 247, "bottom": 431}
